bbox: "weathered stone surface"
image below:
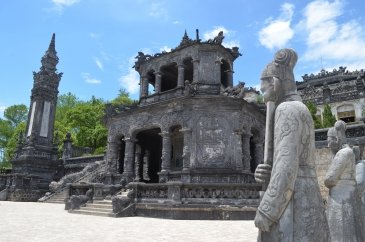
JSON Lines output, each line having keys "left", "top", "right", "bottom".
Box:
{"left": 325, "top": 121, "right": 364, "bottom": 241}
{"left": 254, "top": 48, "right": 330, "bottom": 241}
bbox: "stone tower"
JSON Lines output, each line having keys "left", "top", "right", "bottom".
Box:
{"left": 11, "top": 33, "right": 62, "bottom": 188}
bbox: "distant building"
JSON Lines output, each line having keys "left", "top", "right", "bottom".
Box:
{"left": 297, "top": 67, "right": 365, "bottom": 123}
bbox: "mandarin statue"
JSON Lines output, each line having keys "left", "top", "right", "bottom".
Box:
{"left": 325, "top": 121, "right": 364, "bottom": 241}
{"left": 254, "top": 48, "right": 330, "bottom": 241}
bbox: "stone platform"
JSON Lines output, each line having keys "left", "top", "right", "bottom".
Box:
{"left": 0, "top": 201, "right": 258, "bottom": 242}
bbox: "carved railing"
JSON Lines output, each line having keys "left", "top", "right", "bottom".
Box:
{"left": 0, "top": 168, "right": 12, "bottom": 175}
{"left": 38, "top": 160, "right": 107, "bottom": 202}
{"left": 128, "top": 182, "right": 261, "bottom": 205}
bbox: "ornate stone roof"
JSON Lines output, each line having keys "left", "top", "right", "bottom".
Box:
{"left": 296, "top": 66, "right": 364, "bottom": 87}
{"left": 133, "top": 29, "right": 242, "bottom": 71}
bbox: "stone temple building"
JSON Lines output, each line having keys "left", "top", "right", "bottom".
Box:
{"left": 297, "top": 67, "right": 365, "bottom": 123}
{"left": 101, "top": 30, "right": 265, "bottom": 219}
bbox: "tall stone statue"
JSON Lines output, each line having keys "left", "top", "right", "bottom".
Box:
{"left": 254, "top": 48, "right": 330, "bottom": 241}
{"left": 325, "top": 120, "right": 364, "bottom": 241}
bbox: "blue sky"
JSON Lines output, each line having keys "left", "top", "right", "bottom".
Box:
{"left": 1, "top": 0, "right": 365, "bottom": 117}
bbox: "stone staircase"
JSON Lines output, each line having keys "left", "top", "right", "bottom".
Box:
{"left": 40, "top": 160, "right": 107, "bottom": 204}
{"left": 45, "top": 190, "right": 67, "bottom": 204}
{"left": 68, "top": 200, "right": 114, "bottom": 217}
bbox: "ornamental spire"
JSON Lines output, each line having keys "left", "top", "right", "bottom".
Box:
{"left": 41, "top": 33, "right": 59, "bottom": 72}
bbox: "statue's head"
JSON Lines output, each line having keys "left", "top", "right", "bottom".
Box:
{"left": 327, "top": 127, "right": 339, "bottom": 153}
{"left": 260, "top": 48, "right": 298, "bottom": 103}
{"left": 334, "top": 120, "right": 347, "bottom": 146}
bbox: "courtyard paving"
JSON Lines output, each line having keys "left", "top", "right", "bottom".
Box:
{"left": 0, "top": 201, "right": 258, "bottom": 242}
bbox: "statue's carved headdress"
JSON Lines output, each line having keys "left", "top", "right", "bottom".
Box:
{"left": 261, "top": 48, "right": 298, "bottom": 82}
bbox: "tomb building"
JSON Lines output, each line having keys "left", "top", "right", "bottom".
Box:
{"left": 103, "top": 30, "right": 265, "bottom": 219}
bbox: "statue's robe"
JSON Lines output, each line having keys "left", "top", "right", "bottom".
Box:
{"left": 258, "top": 101, "right": 330, "bottom": 242}
{"left": 325, "top": 145, "right": 364, "bottom": 242}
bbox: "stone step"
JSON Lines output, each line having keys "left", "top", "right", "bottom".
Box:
{"left": 92, "top": 200, "right": 112, "bottom": 205}
{"left": 46, "top": 200, "right": 65, "bottom": 204}
{"left": 69, "top": 209, "right": 114, "bottom": 217}
{"left": 86, "top": 203, "right": 113, "bottom": 209}
{"left": 78, "top": 206, "right": 112, "bottom": 213}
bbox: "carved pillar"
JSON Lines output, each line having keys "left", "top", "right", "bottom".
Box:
{"left": 143, "top": 150, "right": 151, "bottom": 181}
{"left": 241, "top": 131, "right": 252, "bottom": 171}
{"left": 177, "top": 64, "right": 185, "bottom": 87}
{"left": 155, "top": 71, "right": 162, "bottom": 93}
{"left": 233, "top": 130, "right": 243, "bottom": 170}
{"left": 180, "top": 128, "right": 192, "bottom": 171}
{"left": 226, "top": 70, "right": 234, "bottom": 87}
{"left": 253, "top": 137, "right": 264, "bottom": 171}
{"left": 160, "top": 131, "right": 172, "bottom": 172}
{"left": 192, "top": 59, "right": 199, "bottom": 83}
{"left": 134, "top": 144, "right": 142, "bottom": 181}
{"left": 141, "top": 76, "right": 149, "bottom": 98}
{"left": 122, "top": 137, "right": 136, "bottom": 180}
{"left": 215, "top": 59, "right": 222, "bottom": 84}
{"left": 106, "top": 136, "right": 120, "bottom": 172}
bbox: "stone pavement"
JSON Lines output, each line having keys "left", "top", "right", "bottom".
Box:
{"left": 0, "top": 201, "right": 258, "bottom": 242}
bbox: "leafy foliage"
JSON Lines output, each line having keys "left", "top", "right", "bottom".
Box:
{"left": 0, "top": 91, "right": 135, "bottom": 167}
{"left": 305, "top": 101, "right": 323, "bottom": 129}
{"left": 0, "top": 104, "right": 28, "bottom": 167}
{"left": 322, "top": 104, "right": 337, "bottom": 128}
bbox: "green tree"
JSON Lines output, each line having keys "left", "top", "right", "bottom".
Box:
{"left": 65, "top": 97, "right": 107, "bottom": 153}
{"left": 0, "top": 104, "right": 28, "bottom": 167}
{"left": 111, "top": 89, "right": 135, "bottom": 106}
{"left": 322, "top": 104, "right": 337, "bottom": 128}
{"left": 305, "top": 101, "right": 322, "bottom": 129}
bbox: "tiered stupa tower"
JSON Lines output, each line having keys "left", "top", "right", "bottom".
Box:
{"left": 11, "top": 33, "right": 62, "bottom": 189}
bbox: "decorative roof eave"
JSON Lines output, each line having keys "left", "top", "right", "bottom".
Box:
{"left": 296, "top": 66, "right": 365, "bottom": 87}
{"left": 132, "top": 29, "right": 242, "bottom": 71}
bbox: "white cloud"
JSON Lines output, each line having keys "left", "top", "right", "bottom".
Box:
{"left": 203, "top": 26, "right": 240, "bottom": 48}
{"left": 89, "top": 32, "right": 99, "bottom": 39}
{"left": 148, "top": 2, "right": 168, "bottom": 19}
{"left": 258, "top": 3, "right": 295, "bottom": 50}
{"left": 159, "top": 46, "right": 171, "bottom": 52}
{"left": 301, "top": 0, "right": 365, "bottom": 70}
{"left": 172, "top": 20, "right": 181, "bottom": 25}
{"left": 94, "top": 57, "right": 104, "bottom": 71}
{"left": 52, "top": 0, "right": 79, "bottom": 7}
{"left": 51, "top": 0, "right": 80, "bottom": 13}
{"left": 81, "top": 73, "right": 101, "bottom": 84}
{"left": 119, "top": 69, "right": 140, "bottom": 95}
{"left": 118, "top": 55, "right": 141, "bottom": 96}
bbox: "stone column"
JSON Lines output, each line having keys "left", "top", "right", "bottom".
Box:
{"left": 233, "top": 130, "right": 243, "bottom": 170}
{"left": 106, "top": 136, "right": 120, "bottom": 173}
{"left": 215, "top": 59, "right": 221, "bottom": 84}
{"left": 155, "top": 71, "right": 162, "bottom": 94}
{"left": 134, "top": 144, "right": 142, "bottom": 181}
{"left": 226, "top": 70, "right": 234, "bottom": 87}
{"left": 192, "top": 59, "right": 199, "bottom": 83}
{"left": 241, "top": 131, "right": 252, "bottom": 171}
{"left": 141, "top": 76, "right": 149, "bottom": 98}
{"left": 180, "top": 128, "right": 192, "bottom": 171}
{"left": 160, "top": 131, "right": 172, "bottom": 172}
{"left": 251, "top": 133, "right": 264, "bottom": 170}
{"left": 177, "top": 64, "right": 185, "bottom": 88}
{"left": 122, "top": 137, "right": 136, "bottom": 180}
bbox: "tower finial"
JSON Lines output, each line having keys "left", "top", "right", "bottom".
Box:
{"left": 48, "top": 33, "right": 56, "bottom": 53}
{"left": 41, "top": 33, "right": 59, "bottom": 72}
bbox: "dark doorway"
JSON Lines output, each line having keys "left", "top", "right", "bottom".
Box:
{"left": 136, "top": 128, "right": 162, "bottom": 183}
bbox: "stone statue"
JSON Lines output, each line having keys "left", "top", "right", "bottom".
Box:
{"left": 208, "top": 31, "right": 224, "bottom": 44}
{"left": 254, "top": 48, "right": 330, "bottom": 241}
{"left": 325, "top": 121, "right": 364, "bottom": 241}
{"left": 356, "top": 157, "right": 365, "bottom": 214}
{"left": 68, "top": 188, "right": 93, "bottom": 210}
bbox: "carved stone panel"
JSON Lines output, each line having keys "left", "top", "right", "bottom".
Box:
{"left": 195, "top": 114, "right": 231, "bottom": 168}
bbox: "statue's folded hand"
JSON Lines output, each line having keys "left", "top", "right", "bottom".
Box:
{"left": 254, "top": 164, "right": 272, "bottom": 184}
